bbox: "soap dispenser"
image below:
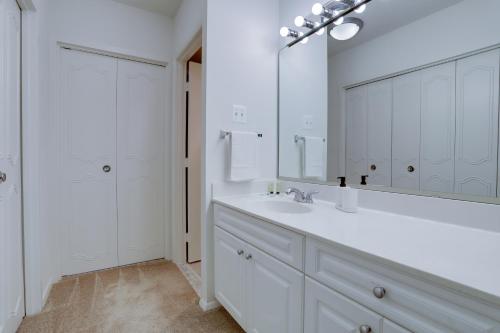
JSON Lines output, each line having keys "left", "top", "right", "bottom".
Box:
{"left": 336, "top": 176, "right": 358, "bottom": 213}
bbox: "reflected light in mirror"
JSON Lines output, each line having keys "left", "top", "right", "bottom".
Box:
{"left": 330, "top": 18, "right": 363, "bottom": 40}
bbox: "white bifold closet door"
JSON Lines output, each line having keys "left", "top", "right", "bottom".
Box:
{"left": 61, "top": 50, "right": 119, "bottom": 275}
{"left": 117, "top": 60, "right": 165, "bottom": 266}
{"left": 455, "top": 49, "right": 499, "bottom": 197}
{"left": 346, "top": 86, "right": 368, "bottom": 184}
{"left": 392, "top": 71, "right": 421, "bottom": 190}
{"left": 61, "top": 49, "right": 165, "bottom": 275}
{"left": 0, "top": 0, "right": 24, "bottom": 331}
{"left": 420, "top": 62, "right": 456, "bottom": 193}
{"left": 366, "top": 79, "right": 392, "bottom": 186}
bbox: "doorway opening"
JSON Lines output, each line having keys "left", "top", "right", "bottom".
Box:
{"left": 185, "top": 47, "right": 203, "bottom": 278}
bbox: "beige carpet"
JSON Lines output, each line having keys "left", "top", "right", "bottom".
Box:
{"left": 18, "top": 260, "right": 243, "bottom": 333}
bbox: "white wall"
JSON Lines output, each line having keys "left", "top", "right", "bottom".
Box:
{"left": 328, "top": 0, "right": 500, "bottom": 179}
{"left": 202, "top": 0, "right": 279, "bottom": 307}
{"left": 34, "top": 0, "right": 174, "bottom": 312}
{"left": 173, "top": 0, "right": 203, "bottom": 58}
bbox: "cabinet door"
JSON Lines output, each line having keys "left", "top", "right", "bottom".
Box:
{"left": 392, "top": 72, "right": 421, "bottom": 190}
{"left": 420, "top": 62, "right": 456, "bottom": 193}
{"left": 346, "top": 86, "right": 368, "bottom": 184}
{"left": 117, "top": 59, "right": 165, "bottom": 265}
{"left": 304, "top": 277, "right": 382, "bottom": 333}
{"left": 60, "top": 48, "right": 119, "bottom": 275}
{"left": 455, "top": 49, "right": 499, "bottom": 197}
{"left": 367, "top": 79, "right": 392, "bottom": 186}
{"left": 383, "top": 320, "right": 412, "bottom": 333}
{"left": 246, "top": 243, "right": 303, "bottom": 333}
{"left": 214, "top": 227, "right": 247, "bottom": 329}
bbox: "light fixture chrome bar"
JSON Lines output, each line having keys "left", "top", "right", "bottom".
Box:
{"left": 288, "top": 0, "right": 372, "bottom": 47}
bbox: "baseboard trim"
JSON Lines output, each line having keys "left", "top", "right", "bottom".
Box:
{"left": 199, "top": 297, "right": 220, "bottom": 312}
{"left": 42, "top": 275, "right": 60, "bottom": 308}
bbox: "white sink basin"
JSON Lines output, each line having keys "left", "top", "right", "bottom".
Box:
{"left": 254, "top": 200, "right": 313, "bottom": 214}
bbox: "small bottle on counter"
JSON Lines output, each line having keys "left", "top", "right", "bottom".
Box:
{"left": 336, "top": 177, "right": 358, "bottom": 213}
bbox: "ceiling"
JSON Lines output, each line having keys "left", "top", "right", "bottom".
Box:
{"left": 327, "top": 0, "right": 464, "bottom": 55}
{"left": 112, "top": 0, "right": 183, "bottom": 18}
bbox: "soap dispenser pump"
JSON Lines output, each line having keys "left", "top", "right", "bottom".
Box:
{"left": 336, "top": 176, "right": 358, "bottom": 213}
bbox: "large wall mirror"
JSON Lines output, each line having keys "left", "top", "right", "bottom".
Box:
{"left": 279, "top": 0, "right": 500, "bottom": 204}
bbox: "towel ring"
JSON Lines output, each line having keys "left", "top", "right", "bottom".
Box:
{"left": 295, "top": 135, "right": 326, "bottom": 143}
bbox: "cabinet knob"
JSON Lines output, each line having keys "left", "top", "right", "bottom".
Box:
{"left": 373, "top": 286, "right": 386, "bottom": 299}
{"left": 370, "top": 164, "right": 377, "bottom": 171}
{"left": 103, "top": 165, "right": 111, "bottom": 173}
{"left": 237, "top": 249, "right": 244, "bottom": 256}
{"left": 407, "top": 165, "right": 415, "bottom": 173}
{"left": 359, "top": 325, "right": 372, "bottom": 333}
{"left": 245, "top": 254, "right": 252, "bottom": 260}
{"left": 0, "top": 171, "right": 6, "bottom": 184}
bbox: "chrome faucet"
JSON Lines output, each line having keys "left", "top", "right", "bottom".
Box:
{"left": 286, "top": 187, "right": 319, "bottom": 204}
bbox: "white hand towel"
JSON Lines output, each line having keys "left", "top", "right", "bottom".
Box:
{"left": 303, "top": 136, "right": 324, "bottom": 179}
{"left": 229, "top": 131, "right": 259, "bottom": 182}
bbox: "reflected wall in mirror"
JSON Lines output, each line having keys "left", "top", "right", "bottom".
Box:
{"left": 278, "top": 0, "right": 500, "bottom": 203}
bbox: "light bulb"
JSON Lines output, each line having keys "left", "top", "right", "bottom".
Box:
{"left": 334, "top": 15, "right": 344, "bottom": 25}
{"left": 294, "top": 16, "right": 305, "bottom": 27}
{"left": 299, "top": 32, "right": 309, "bottom": 44}
{"left": 280, "top": 27, "right": 290, "bottom": 37}
{"left": 311, "top": 3, "right": 324, "bottom": 16}
{"left": 355, "top": 4, "right": 366, "bottom": 13}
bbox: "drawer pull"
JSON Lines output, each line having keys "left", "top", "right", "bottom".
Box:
{"left": 373, "top": 286, "right": 386, "bottom": 299}
{"left": 359, "top": 325, "right": 372, "bottom": 333}
{"left": 237, "top": 249, "right": 244, "bottom": 256}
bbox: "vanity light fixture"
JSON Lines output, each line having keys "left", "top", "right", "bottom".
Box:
{"left": 312, "top": 2, "right": 348, "bottom": 25}
{"left": 329, "top": 17, "right": 363, "bottom": 40}
{"left": 296, "top": 15, "right": 325, "bottom": 36}
{"left": 354, "top": 0, "right": 367, "bottom": 13}
{"left": 299, "top": 32, "right": 309, "bottom": 44}
{"left": 280, "top": 26, "right": 299, "bottom": 38}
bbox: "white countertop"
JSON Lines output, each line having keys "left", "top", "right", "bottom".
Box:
{"left": 213, "top": 194, "right": 500, "bottom": 302}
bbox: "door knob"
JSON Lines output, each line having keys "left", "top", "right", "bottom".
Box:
{"left": 407, "top": 165, "right": 415, "bottom": 173}
{"left": 102, "top": 165, "right": 111, "bottom": 173}
{"left": 0, "top": 171, "right": 6, "bottom": 184}
{"left": 370, "top": 164, "right": 377, "bottom": 171}
{"left": 359, "top": 325, "right": 372, "bottom": 333}
{"left": 373, "top": 286, "right": 386, "bottom": 299}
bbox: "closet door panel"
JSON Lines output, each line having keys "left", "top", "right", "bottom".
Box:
{"left": 455, "top": 50, "right": 499, "bottom": 197}
{"left": 117, "top": 60, "right": 165, "bottom": 265}
{"left": 60, "top": 49, "right": 118, "bottom": 275}
{"left": 392, "top": 72, "right": 421, "bottom": 191}
{"left": 420, "top": 62, "right": 456, "bottom": 193}
{"left": 346, "top": 86, "right": 367, "bottom": 184}
{"left": 366, "top": 79, "right": 392, "bottom": 186}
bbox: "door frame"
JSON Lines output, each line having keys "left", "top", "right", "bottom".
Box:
{"left": 17, "top": 0, "right": 44, "bottom": 316}
{"left": 171, "top": 31, "right": 203, "bottom": 266}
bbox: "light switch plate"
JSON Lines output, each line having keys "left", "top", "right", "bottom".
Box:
{"left": 232, "top": 105, "right": 247, "bottom": 123}
{"left": 303, "top": 115, "right": 313, "bottom": 129}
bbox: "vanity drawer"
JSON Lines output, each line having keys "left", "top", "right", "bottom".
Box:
{"left": 306, "top": 237, "right": 500, "bottom": 333}
{"left": 214, "top": 204, "right": 304, "bottom": 270}
{"left": 305, "top": 277, "right": 383, "bottom": 333}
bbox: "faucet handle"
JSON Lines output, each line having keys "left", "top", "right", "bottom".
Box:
{"left": 305, "top": 191, "right": 319, "bottom": 203}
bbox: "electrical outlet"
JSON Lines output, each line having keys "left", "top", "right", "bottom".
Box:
{"left": 232, "top": 105, "right": 247, "bottom": 123}
{"left": 303, "top": 115, "right": 313, "bottom": 129}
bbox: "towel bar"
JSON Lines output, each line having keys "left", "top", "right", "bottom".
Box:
{"left": 294, "top": 135, "right": 326, "bottom": 143}
{"left": 220, "top": 130, "right": 263, "bottom": 139}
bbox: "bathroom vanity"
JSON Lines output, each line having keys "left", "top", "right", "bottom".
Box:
{"left": 212, "top": 194, "right": 500, "bottom": 333}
